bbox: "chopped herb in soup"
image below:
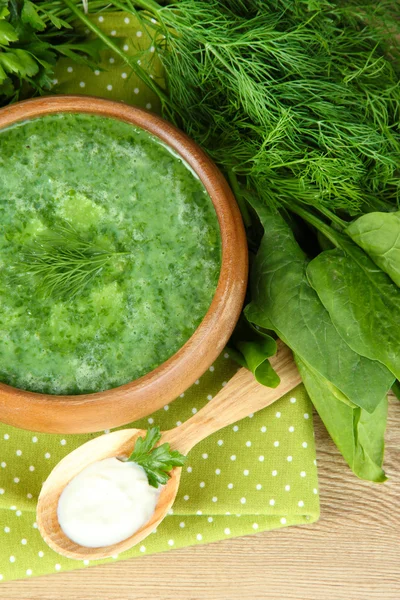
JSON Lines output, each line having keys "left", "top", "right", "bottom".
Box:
{"left": 0, "top": 113, "right": 221, "bottom": 394}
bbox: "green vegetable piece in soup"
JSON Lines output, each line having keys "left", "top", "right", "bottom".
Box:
{"left": 0, "top": 113, "right": 221, "bottom": 395}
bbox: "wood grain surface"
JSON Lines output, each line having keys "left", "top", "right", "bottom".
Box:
{"left": 2, "top": 396, "right": 399, "bottom": 600}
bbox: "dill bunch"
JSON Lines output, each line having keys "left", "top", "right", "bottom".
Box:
{"left": 67, "top": 0, "right": 400, "bottom": 218}
{"left": 19, "top": 223, "right": 128, "bottom": 300}
{"left": 153, "top": 0, "right": 400, "bottom": 216}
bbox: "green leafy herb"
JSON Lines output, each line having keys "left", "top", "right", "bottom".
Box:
{"left": 346, "top": 212, "right": 400, "bottom": 288}
{"left": 22, "top": 1, "right": 47, "bottom": 31}
{"left": 306, "top": 232, "right": 400, "bottom": 381}
{"left": 72, "top": 0, "right": 400, "bottom": 215}
{"left": 296, "top": 356, "right": 388, "bottom": 483}
{"left": 127, "top": 427, "right": 186, "bottom": 488}
{"left": 244, "top": 199, "right": 394, "bottom": 419}
{"left": 228, "top": 317, "right": 280, "bottom": 388}
{"left": 0, "top": 0, "right": 103, "bottom": 105}
{"left": 18, "top": 223, "right": 129, "bottom": 300}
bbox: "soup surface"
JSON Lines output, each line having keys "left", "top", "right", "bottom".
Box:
{"left": 0, "top": 113, "right": 221, "bottom": 394}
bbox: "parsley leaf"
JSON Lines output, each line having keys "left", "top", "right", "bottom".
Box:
{"left": 127, "top": 427, "right": 186, "bottom": 488}
{"left": 21, "top": 1, "right": 46, "bottom": 32}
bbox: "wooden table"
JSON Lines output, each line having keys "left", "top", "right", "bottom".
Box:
{"left": 2, "top": 398, "right": 399, "bottom": 600}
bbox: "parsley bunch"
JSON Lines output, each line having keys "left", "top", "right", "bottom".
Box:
{"left": 0, "top": 0, "right": 102, "bottom": 105}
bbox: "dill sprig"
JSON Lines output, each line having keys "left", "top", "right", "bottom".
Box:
{"left": 19, "top": 223, "right": 128, "bottom": 300}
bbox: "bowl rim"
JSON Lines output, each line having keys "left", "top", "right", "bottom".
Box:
{"left": 0, "top": 95, "right": 248, "bottom": 433}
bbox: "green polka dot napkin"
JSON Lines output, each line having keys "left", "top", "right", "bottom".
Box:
{"left": 0, "top": 13, "right": 319, "bottom": 583}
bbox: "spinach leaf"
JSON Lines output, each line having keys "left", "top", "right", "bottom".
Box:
{"left": 244, "top": 203, "right": 394, "bottom": 413}
{"left": 228, "top": 319, "right": 280, "bottom": 387}
{"left": 346, "top": 211, "right": 400, "bottom": 287}
{"left": 296, "top": 356, "right": 387, "bottom": 483}
{"left": 307, "top": 234, "right": 400, "bottom": 381}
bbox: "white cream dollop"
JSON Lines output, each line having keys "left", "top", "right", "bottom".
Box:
{"left": 57, "top": 457, "right": 160, "bottom": 548}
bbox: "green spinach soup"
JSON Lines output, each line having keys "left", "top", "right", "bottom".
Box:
{"left": 0, "top": 113, "right": 221, "bottom": 394}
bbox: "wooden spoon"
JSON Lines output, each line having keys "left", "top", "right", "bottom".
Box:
{"left": 37, "top": 341, "right": 300, "bottom": 560}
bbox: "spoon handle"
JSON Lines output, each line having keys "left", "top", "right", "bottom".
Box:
{"left": 162, "top": 341, "right": 301, "bottom": 454}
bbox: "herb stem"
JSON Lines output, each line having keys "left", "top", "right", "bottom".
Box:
{"left": 313, "top": 205, "right": 347, "bottom": 229}
{"left": 287, "top": 203, "right": 341, "bottom": 248}
{"left": 113, "top": 0, "right": 160, "bottom": 14}
{"left": 367, "top": 197, "right": 398, "bottom": 213}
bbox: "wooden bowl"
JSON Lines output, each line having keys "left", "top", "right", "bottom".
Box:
{"left": 0, "top": 96, "right": 248, "bottom": 434}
